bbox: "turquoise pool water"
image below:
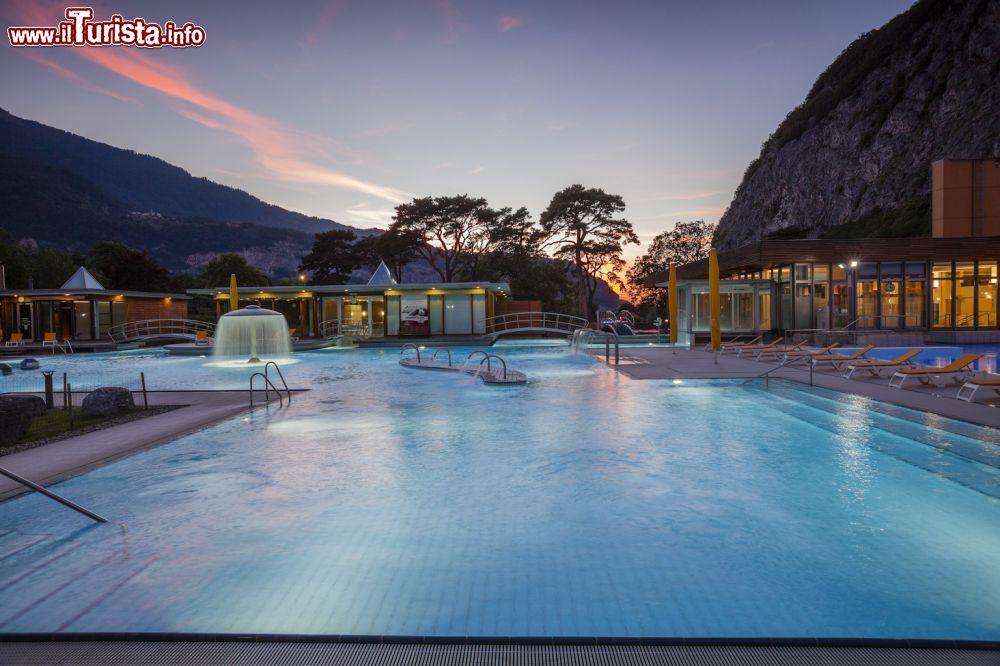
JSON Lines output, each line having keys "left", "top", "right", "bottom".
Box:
{"left": 0, "top": 345, "right": 998, "bottom": 639}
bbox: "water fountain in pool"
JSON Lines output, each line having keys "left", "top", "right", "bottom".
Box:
{"left": 212, "top": 305, "right": 290, "bottom": 363}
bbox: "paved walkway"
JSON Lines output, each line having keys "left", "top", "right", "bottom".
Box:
{"left": 0, "top": 390, "right": 287, "bottom": 500}
{"left": 594, "top": 347, "right": 1000, "bottom": 429}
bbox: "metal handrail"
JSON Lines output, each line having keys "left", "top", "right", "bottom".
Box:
{"left": 108, "top": 319, "right": 215, "bottom": 343}
{"left": 319, "top": 318, "right": 340, "bottom": 338}
{"left": 0, "top": 466, "right": 108, "bottom": 523}
{"left": 477, "top": 354, "right": 508, "bottom": 380}
{"left": 432, "top": 348, "right": 453, "bottom": 366}
{"left": 743, "top": 356, "right": 803, "bottom": 389}
{"left": 263, "top": 361, "right": 291, "bottom": 405}
{"left": 484, "top": 311, "right": 589, "bottom": 335}
{"left": 400, "top": 343, "right": 421, "bottom": 363}
{"left": 249, "top": 372, "right": 283, "bottom": 408}
{"left": 581, "top": 329, "right": 619, "bottom": 364}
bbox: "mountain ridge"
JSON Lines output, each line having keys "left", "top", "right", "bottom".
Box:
{"left": 714, "top": 0, "right": 1000, "bottom": 250}
{"left": 0, "top": 107, "right": 360, "bottom": 235}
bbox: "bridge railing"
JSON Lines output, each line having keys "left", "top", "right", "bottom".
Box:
{"left": 108, "top": 319, "right": 215, "bottom": 343}
{"left": 484, "top": 311, "right": 589, "bottom": 335}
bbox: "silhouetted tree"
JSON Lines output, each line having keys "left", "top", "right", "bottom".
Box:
{"left": 202, "top": 253, "right": 271, "bottom": 287}
{"left": 298, "top": 229, "right": 361, "bottom": 284}
{"left": 88, "top": 241, "right": 172, "bottom": 292}
{"left": 538, "top": 185, "right": 638, "bottom": 320}
{"left": 389, "top": 195, "right": 530, "bottom": 282}
{"left": 625, "top": 220, "right": 716, "bottom": 310}
{"left": 352, "top": 228, "right": 423, "bottom": 282}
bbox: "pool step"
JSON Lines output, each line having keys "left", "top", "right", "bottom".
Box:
{"left": 754, "top": 386, "right": 1000, "bottom": 499}
{"left": 760, "top": 382, "right": 1000, "bottom": 466}
{"left": 0, "top": 529, "right": 153, "bottom": 632}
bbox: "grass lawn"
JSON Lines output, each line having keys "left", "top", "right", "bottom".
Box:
{"left": 17, "top": 408, "right": 115, "bottom": 445}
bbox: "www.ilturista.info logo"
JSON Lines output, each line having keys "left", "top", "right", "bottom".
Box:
{"left": 7, "top": 7, "right": 206, "bottom": 48}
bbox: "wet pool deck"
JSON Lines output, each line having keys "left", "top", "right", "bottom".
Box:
{"left": 0, "top": 390, "right": 292, "bottom": 500}
{"left": 593, "top": 347, "right": 1000, "bottom": 429}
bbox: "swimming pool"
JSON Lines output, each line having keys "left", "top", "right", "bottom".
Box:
{"left": 0, "top": 345, "right": 998, "bottom": 639}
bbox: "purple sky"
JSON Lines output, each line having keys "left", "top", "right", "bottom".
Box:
{"left": 1, "top": 0, "right": 913, "bottom": 257}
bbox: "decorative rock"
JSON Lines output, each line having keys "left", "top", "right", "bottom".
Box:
{"left": 0, "top": 394, "right": 46, "bottom": 417}
{"left": 0, "top": 364, "right": 11, "bottom": 375}
{"left": 19, "top": 358, "right": 40, "bottom": 370}
{"left": 0, "top": 400, "right": 33, "bottom": 445}
{"left": 81, "top": 387, "right": 135, "bottom": 417}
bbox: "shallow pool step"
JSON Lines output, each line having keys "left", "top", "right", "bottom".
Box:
{"left": 753, "top": 387, "right": 1000, "bottom": 499}
{"left": 0, "top": 533, "right": 155, "bottom": 632}
{"left": 760, "top": 382, "right": 1000, "bottom": 469}
{"left": 0, "top": 529, "right": 50, "bottom": 563}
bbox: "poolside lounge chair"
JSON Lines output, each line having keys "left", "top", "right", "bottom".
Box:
{"left": 809, "top": 345, "right": 876, "bottom": 371}
{"left": 888, "top": 353, "right": 982, "bottom": 389}
{"left": 754, "top": 340, "right": 808, "bottom": 361}
{"left": 778, "top": 342, "right": 840, "bottom": 364}
{"left": 5, "top": 333, "right": 23, "bottom": 347}
{"left": 717, "top": 336, "right": 762, "bottom": 354}
{"left": 42, "top": 332, "right": 58, "bottom": 352}
{"left": 956, "top": 376, "right": 1000, "bottom": 402}
{"left": 194, "top": 330, "right": 210, "bottom": 345}
{"left": 289, "top": 328, "right": 300, "bottom": 343}
{"left": 735, "top": 337, "right": 784, "bottom": 358}
{"left": 843, "top": 349, "right": 920, "bottom": 379}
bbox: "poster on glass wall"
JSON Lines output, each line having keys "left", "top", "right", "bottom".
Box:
{"left": 400, "top": 295, "right": 430, "bottom": 335}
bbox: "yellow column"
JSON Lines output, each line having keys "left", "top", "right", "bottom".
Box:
{"left": 709, "top": 249, "right": 721, "bottom": 351}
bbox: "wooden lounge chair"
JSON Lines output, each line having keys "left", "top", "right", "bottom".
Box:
{"left": 5, "top": 333, "right": 23, "bottom": 347}
{"left": 810, "top": 345, "right": 876, "bottom": 371}
{"left": 754, "top": 340, "right": 807, "bottom": 361}
{"left": 843, "top": 349, "right": 920, "bottom": 379}
{"left": 735, "top": 337, "right": 784, "bottom": 358}
{"left": 956, "top": 376, "right": 1000, "bottom": 402}
{"left": 778, "top": 342, "right": 840, "bottom": 364}
{"left": 717, "top": 336, "right": 762, "bottom": 354}
{"left": 888, "top": 353, "right": 983, "bottom": 389}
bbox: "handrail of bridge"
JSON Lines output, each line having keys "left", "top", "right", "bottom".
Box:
{"left": 109, "top": 319, "right": 215, "bottom": 343}
{"left": 319, "top": 318, "right": 340, "bottom": 339}
{"left": 484, "top": 311, "right": 589, "bottom": 335}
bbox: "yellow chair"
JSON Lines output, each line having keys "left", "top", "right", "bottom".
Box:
{"left": 843, "top": 349, "right": 920, "bottom": 379}
{"left": 780, "top": 342, "right": 840, "bottom": 364}
{"left": 754, "top": 340, "right": 807, "bottom": 361}
{"left": 195, "top": 330, "right": 210, "bottom": 345}
{"left": 718, "top": 336, "right": 762, "bottom": 354}
{"left": 957, "top": 376, "right": 1000, "bottom": 402}
{"left": 889, "top": 353, "right": 982, "bottom": 389}
{"left": 5, "top": 333, "right": 24, "bottom": 347}
{"left": 810, "top": 345, "right": 877, "bottom": 371}
{"left": 735, "top": 337, "right": 784, "bottom": 358}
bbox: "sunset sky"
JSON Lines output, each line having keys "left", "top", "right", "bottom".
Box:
{"left": 1, "top": 0, "right": 912, "bottom": 257}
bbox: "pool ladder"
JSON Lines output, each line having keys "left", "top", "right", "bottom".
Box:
{"left": 249, "top": 362, "right": 292, "bottom": 408}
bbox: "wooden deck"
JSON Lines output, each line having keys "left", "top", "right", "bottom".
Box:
{"left": 399, "top": 357, "right": 527, "bottom": 385}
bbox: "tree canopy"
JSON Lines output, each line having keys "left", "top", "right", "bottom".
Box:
{"left": 389, "top": 195, "right": 534, "bottom": 282}
{"left": 298, "top": 229, "right": 362, "bottom": 285}
{"left": 202, "top": 253, "right": 271, "bottom": 287}
{"left": 625, "top": 220, "right": 717, "bottom": 312}
{"left": 538, "top": 185, "right": 637, "bottom": 320}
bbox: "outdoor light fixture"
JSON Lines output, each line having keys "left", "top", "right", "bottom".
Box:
{"left": 837, "top": 263, "right": 846, "bottom": 269}
{"left": 849, "top": 260, "right": 859, "bottom": 268}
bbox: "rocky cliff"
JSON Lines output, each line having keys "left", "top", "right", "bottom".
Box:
{"left": 714, "top": 0, "right": 1000, "bottom": 250}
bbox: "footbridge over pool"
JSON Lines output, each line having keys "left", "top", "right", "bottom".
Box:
{"left": 109, "top": 319, "right": 215, "bottom": 344}
{"left": 483, "top": 312, "right": 589, "bottom": 341}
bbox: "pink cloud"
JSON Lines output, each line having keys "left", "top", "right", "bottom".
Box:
{"left": 7, "top": 0, "right": 412, "bottom": 204}
{"left": 497, "top": 15, "right": 525, "bottom": 32}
